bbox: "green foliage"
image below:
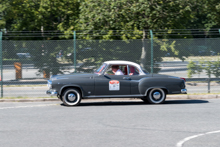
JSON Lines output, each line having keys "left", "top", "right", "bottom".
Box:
{"left": 1, "top": 0, "right": 80, "bottom": 31}
{"left": 78, "top": 0, "right": 199, "bottom": 38}
{"left": 0, "top": 0, "right": 80, "bottom": 75}
{"left": 203, "top": 61, "right": 212, "bottom": 78}
{"left": 187, "top": 61, "right": 197, "bottom": 78}
{"left": 187, "top": 59, "right": 220, "bottom": 78}
{"left": 1, "top": 0, "right": 220, "bottom": 33}
{"left": 76, "top": 0, "right": 206, "bottom": 71}
{"left": 211, "top": 59, "right": 220, "bottom": 78}
{"left": 1, "top": 0, "right": 220, "bottom": 75}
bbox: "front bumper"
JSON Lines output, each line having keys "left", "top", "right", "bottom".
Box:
{"left": 46, "top": 89, "right": 58, "bottom": 96}
{"left": 181, "top": 89, "right": 187, "bottom": 94}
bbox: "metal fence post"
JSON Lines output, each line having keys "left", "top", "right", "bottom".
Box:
{"left": 207, "top": 78, "right": 210, "bottom": 93}
{"left": 0, "top": 31, "right": 3, "bottom": 98}
{"left": 150, "top": 30, "right": 153, "bottom": 74}
{"left": 73, "top": 31, "right": 76, "bottom": 73}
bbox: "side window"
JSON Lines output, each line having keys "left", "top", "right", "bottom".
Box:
{"left": 105, "top": 66, "right": 114, "bottom": 75}
{"left": 104, "top": 65, "right": 127, "bottom": 75}
{"left": 129, "top": 66, "right": 139, "bottom": 75}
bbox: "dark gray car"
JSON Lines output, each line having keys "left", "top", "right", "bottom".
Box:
{"left": 47, "top": 60, "right": 187, "bottom": 106}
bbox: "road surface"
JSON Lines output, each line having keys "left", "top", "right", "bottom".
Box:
{"left": 0, "top": 99, "right": 220, "bottom": 147}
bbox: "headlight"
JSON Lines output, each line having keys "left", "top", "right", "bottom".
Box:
{"left": 47, "top": 80, "right": 52, "bottom": 89}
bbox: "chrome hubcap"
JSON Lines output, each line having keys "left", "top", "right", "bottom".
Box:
{"left": 153, "top": 92, "right": 161, "bottom": 100}
{"left": 67, "top": 93, "right": 76, "bottom": 101}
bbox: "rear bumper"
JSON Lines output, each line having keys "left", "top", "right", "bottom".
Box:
{"left": 46, "top": 89, "right": 58, "bottom": 96}
{"left": 181, "top": 89, "right": 187, "bottom": 94}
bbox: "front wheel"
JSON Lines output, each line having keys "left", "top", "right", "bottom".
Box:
{"left": 62, "top": 89, "right": 81, "bottom": 106}
{"left": 147, "top": 88, "right": 166, "bottom": 104}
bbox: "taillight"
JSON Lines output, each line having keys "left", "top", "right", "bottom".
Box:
{"left": 180, "top": 78, "right": 186, "bottom": 82}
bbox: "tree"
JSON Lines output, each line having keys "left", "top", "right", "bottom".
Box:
{"left": 187, "top": 61, "right": 197, "bottom": 78}
{"left": 1, "top": 0, "right": 81, "bottom": 76}
{"left": 0, "top": 0, "right": 10, "bottom": 29}
{"left": 203, "top": 0, "right": 220, "bottom": 29}
{"left": 76, "top": 0, "right": 205, "bottom": 72}
{"left": 1, "top": 0, "right": 80, "bottom": 31}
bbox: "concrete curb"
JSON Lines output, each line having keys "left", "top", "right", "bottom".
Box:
{"left": 167, "top": 94, "right": 220, "bottom": 99}
{"left": 0, "top": 98, "right": 59, "bottom": 102}
{"left": 0, "top": 95, "right": 220, "bottom": 102}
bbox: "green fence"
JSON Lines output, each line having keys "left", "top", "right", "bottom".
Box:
{"left": 1, "top": 31, "right": 220, "bottom": 97}
{"left": 2, "top": 38, "right": 220, "bottom": 77}
{"left": 0, "top": 32, "right": 2, "bottom": 97}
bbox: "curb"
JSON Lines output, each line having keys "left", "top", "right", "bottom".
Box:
{"left": 167, "top": 94, "right": 220, "bottom": 99}
{"left": 0, "top": 98, "right": 59, "bottom": 102}
{"left": 0, "top": 95, "right": 220, "bottom": 102}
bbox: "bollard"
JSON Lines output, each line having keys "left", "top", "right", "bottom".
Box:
{"left": 14, "top": 62, "right": 22, "bottom": 79}
{"left": 43, "top": 68, "right": 50, "bottom": 78}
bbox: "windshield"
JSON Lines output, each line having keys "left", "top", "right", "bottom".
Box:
{"left": 95, "top": 63, "right": 107, "bottom": 74}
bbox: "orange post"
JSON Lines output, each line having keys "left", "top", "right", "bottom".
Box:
{"left": 14, "top": 62, "right": 22, "bottom": 79}
{"left": 43, "top": 68, "right": 50, "bottom": 78}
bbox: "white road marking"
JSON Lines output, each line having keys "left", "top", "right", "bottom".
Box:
{"left": 0, "top": 104, "right": 57, "bottom": 110}
{"left": 176, "top": 130, "right": 220, "bottom": 147}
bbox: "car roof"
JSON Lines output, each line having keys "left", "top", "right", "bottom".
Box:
{"left": 104, "top": 60, "right": 141, "bottom": 67}
{"left": 103, "top": 60, "right": 147, "bottom": 75}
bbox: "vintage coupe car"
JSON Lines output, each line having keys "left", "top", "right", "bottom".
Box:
{"left": 46, "top": 60, "right": 187, "bottom": 106}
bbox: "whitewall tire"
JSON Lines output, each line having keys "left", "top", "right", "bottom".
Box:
{"left": 147, "top": 88, "right": 166, "bottom": 104}
{"left": 62, "top": 89, "right": 81, "bottom": 106}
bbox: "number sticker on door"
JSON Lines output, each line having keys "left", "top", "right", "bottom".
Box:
{"left": 109, "top": 80, "right": 120, "bottom": 91}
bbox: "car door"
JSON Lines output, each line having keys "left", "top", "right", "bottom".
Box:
{"left": 127, "top": 65, "right": 149, "bottom": 94}
{"left": 94, "top": 74, "right": 131, "bottom": 96}
{"left": 129, "top": 75, "right": 147, "bottom": 94}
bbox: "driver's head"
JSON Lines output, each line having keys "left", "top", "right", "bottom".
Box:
{"left": 111, "top": 65, "right": 119, "bottom": 73}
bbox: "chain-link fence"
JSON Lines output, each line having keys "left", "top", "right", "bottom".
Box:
{"left": 1, "top": 37, "right": 220, "bottom": 97}
{"left": 3, "top": 38, "right": 220, "bottom": 78}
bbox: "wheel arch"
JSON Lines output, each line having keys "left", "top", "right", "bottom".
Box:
{"left": 59, "top": 85, "right": 83, "bottom": 97}
{"left": 145, "top": 87, "right": 168, "bottom": 96}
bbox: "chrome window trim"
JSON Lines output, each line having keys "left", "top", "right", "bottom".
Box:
{"left": 101, "top": 63, "right": 146, "bottom": 75}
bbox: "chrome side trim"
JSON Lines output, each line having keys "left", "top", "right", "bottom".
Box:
{"left": 84, "top": 94, "right": 144, "bottom": 98}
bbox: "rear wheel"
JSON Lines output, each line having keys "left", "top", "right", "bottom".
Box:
{"left": 62, "top": 89, "right": 81, "bottom": 106}
{"left": 147, "top": 88, "right": 166, "bottom": 104}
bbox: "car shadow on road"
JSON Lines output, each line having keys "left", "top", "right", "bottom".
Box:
{"left": 60, "top": 99, "right": 209, "bottom": 107}
{"left": 164, "top": 99, "right": 209, "bottom": 104}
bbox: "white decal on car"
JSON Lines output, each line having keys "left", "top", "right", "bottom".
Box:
{"left": 109, "top": 80, "right": 120, "bottom": 91}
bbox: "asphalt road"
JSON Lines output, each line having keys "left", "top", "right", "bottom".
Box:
{"left": 0, "top": 99, "right": 220, "bottom": 147}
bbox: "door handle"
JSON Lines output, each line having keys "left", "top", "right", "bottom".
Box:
{"left": 123, "top": 77, "right": 131, "bottom": 80}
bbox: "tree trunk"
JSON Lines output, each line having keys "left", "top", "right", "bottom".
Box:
{"left": 140, "top": 30, "right": 146, "bottom": 68}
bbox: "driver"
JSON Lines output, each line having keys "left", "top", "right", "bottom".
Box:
{"left": 111, "top": 65, "right": 124, "bottom": 75}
